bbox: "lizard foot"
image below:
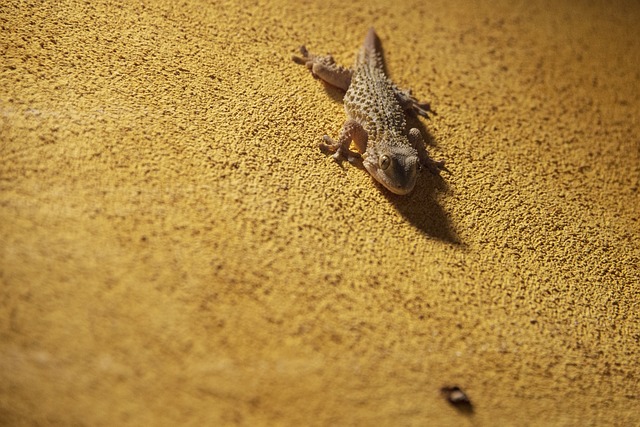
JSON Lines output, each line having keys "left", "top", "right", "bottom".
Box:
{"left": 395, "top": 86, "right": 436, "bottom": 118}
{"left": 422, "top": 158, "right": 449, "bottom": 175}
{"left": 320, "top": 135, "right": 362, "bottom": 164}
{"left": 408, "top": 128, "right": 448, "bottom": 175}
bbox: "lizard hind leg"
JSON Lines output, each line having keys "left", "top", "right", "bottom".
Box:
{"left": 394, "top": 85, "right": 435, "bottom": 118}
{"left": 320, "top": 119, "right": 368, "bottom": 164}
{"left": 292, "top": 46, "right": 353, "bottom": 91}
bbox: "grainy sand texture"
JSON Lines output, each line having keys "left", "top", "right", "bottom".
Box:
{"left": 1, "top": 0, "right": 639, "bottom": 425}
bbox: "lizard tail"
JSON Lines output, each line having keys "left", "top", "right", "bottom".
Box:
{"left": 358, "top": 28, "right": 384, "bottom": 70}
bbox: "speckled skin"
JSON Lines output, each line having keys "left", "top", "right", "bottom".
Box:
{"left": 346, "top": 32, "right": 406, "bottom": 145}
{"left": 293, "top": 28, "right": 445, "bottom": 195}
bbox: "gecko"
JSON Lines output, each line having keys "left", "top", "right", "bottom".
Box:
{"left": 293, "top": 28, "right": 445, "bottom": 195}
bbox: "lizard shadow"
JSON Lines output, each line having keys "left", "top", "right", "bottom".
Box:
{"left": 397, "top": 116, "right": 462, "bottom": 243}
{"left": 389, "top": 87, "right": 460, "bottom": 243}
{"left": 382, "top": 166, "right": 461, "bottom": 245}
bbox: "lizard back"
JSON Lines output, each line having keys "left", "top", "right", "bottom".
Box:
{"left": 344, "top": 29, "right": 406, "bottom": 144}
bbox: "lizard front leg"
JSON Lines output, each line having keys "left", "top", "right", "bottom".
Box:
{"left": 321, "top": 119, "right": 368, "bottom": 163}
{"left": 292, "top": 46, "right": 353, "bottom": 91}
{"left": 408, "top": 128, "right": 446, "bottom": 174}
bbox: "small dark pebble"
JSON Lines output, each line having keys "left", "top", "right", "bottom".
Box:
{"left": 441, "top": 386, "right": 473, "bottom": 413}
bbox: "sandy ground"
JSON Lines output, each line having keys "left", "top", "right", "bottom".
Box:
{"left": 1, "top": 0, "right": 639, "bottom": 425}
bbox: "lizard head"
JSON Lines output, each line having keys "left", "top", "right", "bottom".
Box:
{"left": 363, "top": 144, "right": 419, "bottom": 195}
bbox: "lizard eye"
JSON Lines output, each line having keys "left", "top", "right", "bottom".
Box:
{"left": 379, "top": 155, "right": 391, "bottom": 170}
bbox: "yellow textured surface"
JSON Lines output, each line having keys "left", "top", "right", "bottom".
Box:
{"left": 1, "top": 0, "right": 639, "bottom": 425}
